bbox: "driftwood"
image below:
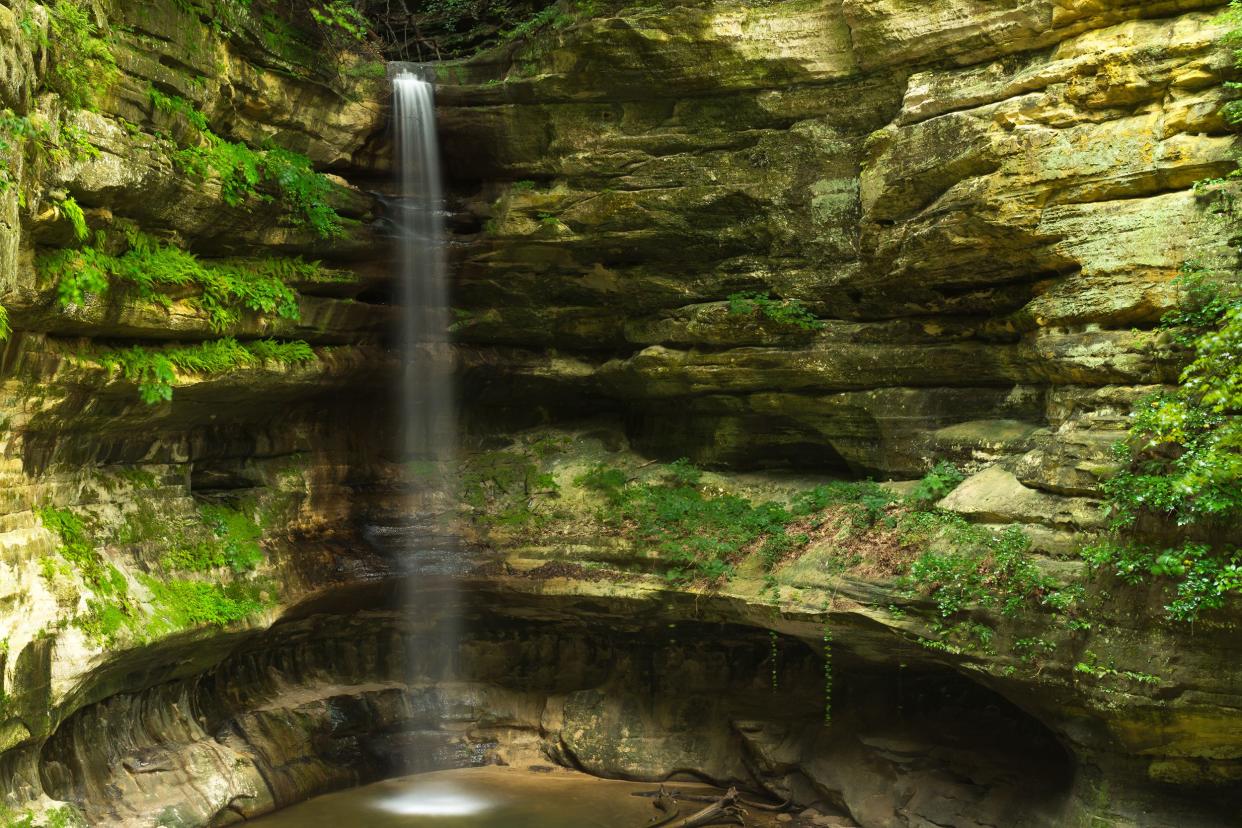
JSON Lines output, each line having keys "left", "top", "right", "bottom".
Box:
{"left": 643, "top": 786, "right": 747, "bottom": 828}
{"left": 634, "top": 786, "right": 790, "bottom": 812}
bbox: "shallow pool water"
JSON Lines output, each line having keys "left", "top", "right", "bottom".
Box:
{"left": 249, "top": 767, "right": 684, "bottom": 827}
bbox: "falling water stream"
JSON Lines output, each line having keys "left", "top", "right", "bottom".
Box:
{"left": 392, "top": 63, "right": 454, "bottom": 465}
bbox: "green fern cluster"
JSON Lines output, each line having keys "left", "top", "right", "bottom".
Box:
{"left": 39, "top": 228, "right": 344, "bottom": 329}
{"left": 150, "top": 90, "right": 344, "bottom": 237}
{"left": 139, "top": 575, "right": 266, "bottom": 630}
{"left": 98, "top": 337, "right": 317, "bottom": 404}
{"left": 727, "top": 291, "right": 825, "bottom": 331}
{"left": 43, "top": 0, "right": 119, "bottom": 110}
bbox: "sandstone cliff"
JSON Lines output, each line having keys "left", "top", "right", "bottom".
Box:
{"left": 0, "top": 2, "right": 1238, "bottom": 827}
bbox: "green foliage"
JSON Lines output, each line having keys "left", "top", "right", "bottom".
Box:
{"left": 141, "top": 576, "right": 265, "bottom": 629}
{"left": 309, "top": 0, "right": 369, "bottom": 41}
{"left": 0, "top": 110, "right": 35, "bottom": 192}
{"left": 579, "top": 458, "right": 794, "bottom": 582}
{"left": 0, "top": 111, "right": 95, "bottom": 194}
{"left": 150, "top": 91, "right": 344, "bottom": 237}
{"left": 38, "top": 507, "right": 117, "bottom": 595}
{"left": 790, "top": 479, "right": 896, "bottom": 530}
{"left": 163, "top": 504, "right": 265, "bottom": 573}
{"left": 1095, "top": 234, "right": 1242, "bottom": 620}
{"left": 0, "top": 805, "right": 86, "bottom": 828}
{"left": 39, "top": 506, "right": 143, "bottom": 645}
{"left": 906, "top": 461, "right": 966, "bottom": 511}
{"left": 1073, "top": 651, "right": 1161, "bottom": 686}
{"left": 1083, "top": 540, "right": 1242, "bottom": 621}
{"left": 98, "top": 337, "right": 317, "bottom": 404}
{"left": 727, "top": 291, "right": 824, "bottom": 331}
{"left": 501, "top": 0, "right": 597, "bottom": 42}
{"left": 1087, "top": 6, "right": 1242, "bottom": 621}
{"left": 148, "top": 87, "right": 210, "bottom": 132}
{"left": 1221, "top": 1, "right": 1242, "bottom": 126}
{"left": 58, "top": 196, "right": 88, "bottom": 241}
{"left": 576, "top": 463, "right": 629, "bottom": 504}
{"left": 576, "top": 461, "right": 908, "bottom": 581}
{"left": 462, "top": 448, "right": 559, "bottom": 530}
{"left": 47, "top": 0, "right": 119, "bottom": 110}
{"left": 902, "top": 514, "right": 1059, "bottom": 618}
{"left": 38, "top": 229, "right": 336, "bottom": 331}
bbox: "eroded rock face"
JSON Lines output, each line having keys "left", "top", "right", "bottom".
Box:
{"left": 438, "top": 0, "right": 1233, "bottom": 496}
{"left": 28, "top": 583, "right": 1082, "bottom": 828}
{"left": 1, "top": 1, "right": 1240, "bottom": 827}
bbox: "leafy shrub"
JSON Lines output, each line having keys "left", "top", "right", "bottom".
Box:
{"left": 38, "top": 506, "right": 118, "bottom": 594}
{"left": 1095, "top": 253, "right": 1242, "bottom": 619}
{"left": 58, "top": 196, "right": 88, "bottom": 241}
{"left": 141, "top": 576, "right": 265, "bottom": 629}
{"left": 309, "top": 0, "right": 369, "bottom": 41}
{"left": 163, "top": 504, "right": 265, "bottom": 573}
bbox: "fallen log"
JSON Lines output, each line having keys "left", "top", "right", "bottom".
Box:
{"left": 633, "top": 787, "right": 789, "bottom": 812}
{"left": 643, "top": 787, "right": 747, "bottom": 828}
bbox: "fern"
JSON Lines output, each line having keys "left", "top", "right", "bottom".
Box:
{"left": 37, "top": 231, "right": 334, "bottom": 330}
{"left": 98, "top": 337, "right": 318, "bottom": 404}
{"left": 59, "top": 196, "right": 88, "bottom": 240}
{"left": 47, "top": 0, "right": 119, "bottom": 110}
{"left": 151, "top": 90, "right": 343, "bottom": 237}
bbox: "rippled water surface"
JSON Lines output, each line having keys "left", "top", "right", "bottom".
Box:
{"left": 249, "top": 767, "right": 673, "bottom": 827}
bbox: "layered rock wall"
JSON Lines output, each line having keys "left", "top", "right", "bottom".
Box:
{"left": 440, "top": 0, "right": 1235, "bottom": 521}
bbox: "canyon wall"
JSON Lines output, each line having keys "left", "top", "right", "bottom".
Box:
{"left": 0, "top": 1, "right": 1238, "bottom": 827}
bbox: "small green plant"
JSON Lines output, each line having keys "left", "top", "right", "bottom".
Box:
{"left": 902, "top": 516, "right": 1060, "bottom": 618}
{"left": 727, "top": 291, "right": 824, "bottom": 331}
{"left": 58, "top": 196, "right": 88, "bottom": 240}
{"left": 906, "top": 461, "right": 965, "bottom": 510}
{"left": 1073, "top": 651, "right": 1161, "bottom": 686}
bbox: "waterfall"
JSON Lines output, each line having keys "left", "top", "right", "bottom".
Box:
{"left": 392, "top": 65, "right": 454, "bottom": 464}
{"left": 389, "top": 63, "right": 467, "bottom": 777}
